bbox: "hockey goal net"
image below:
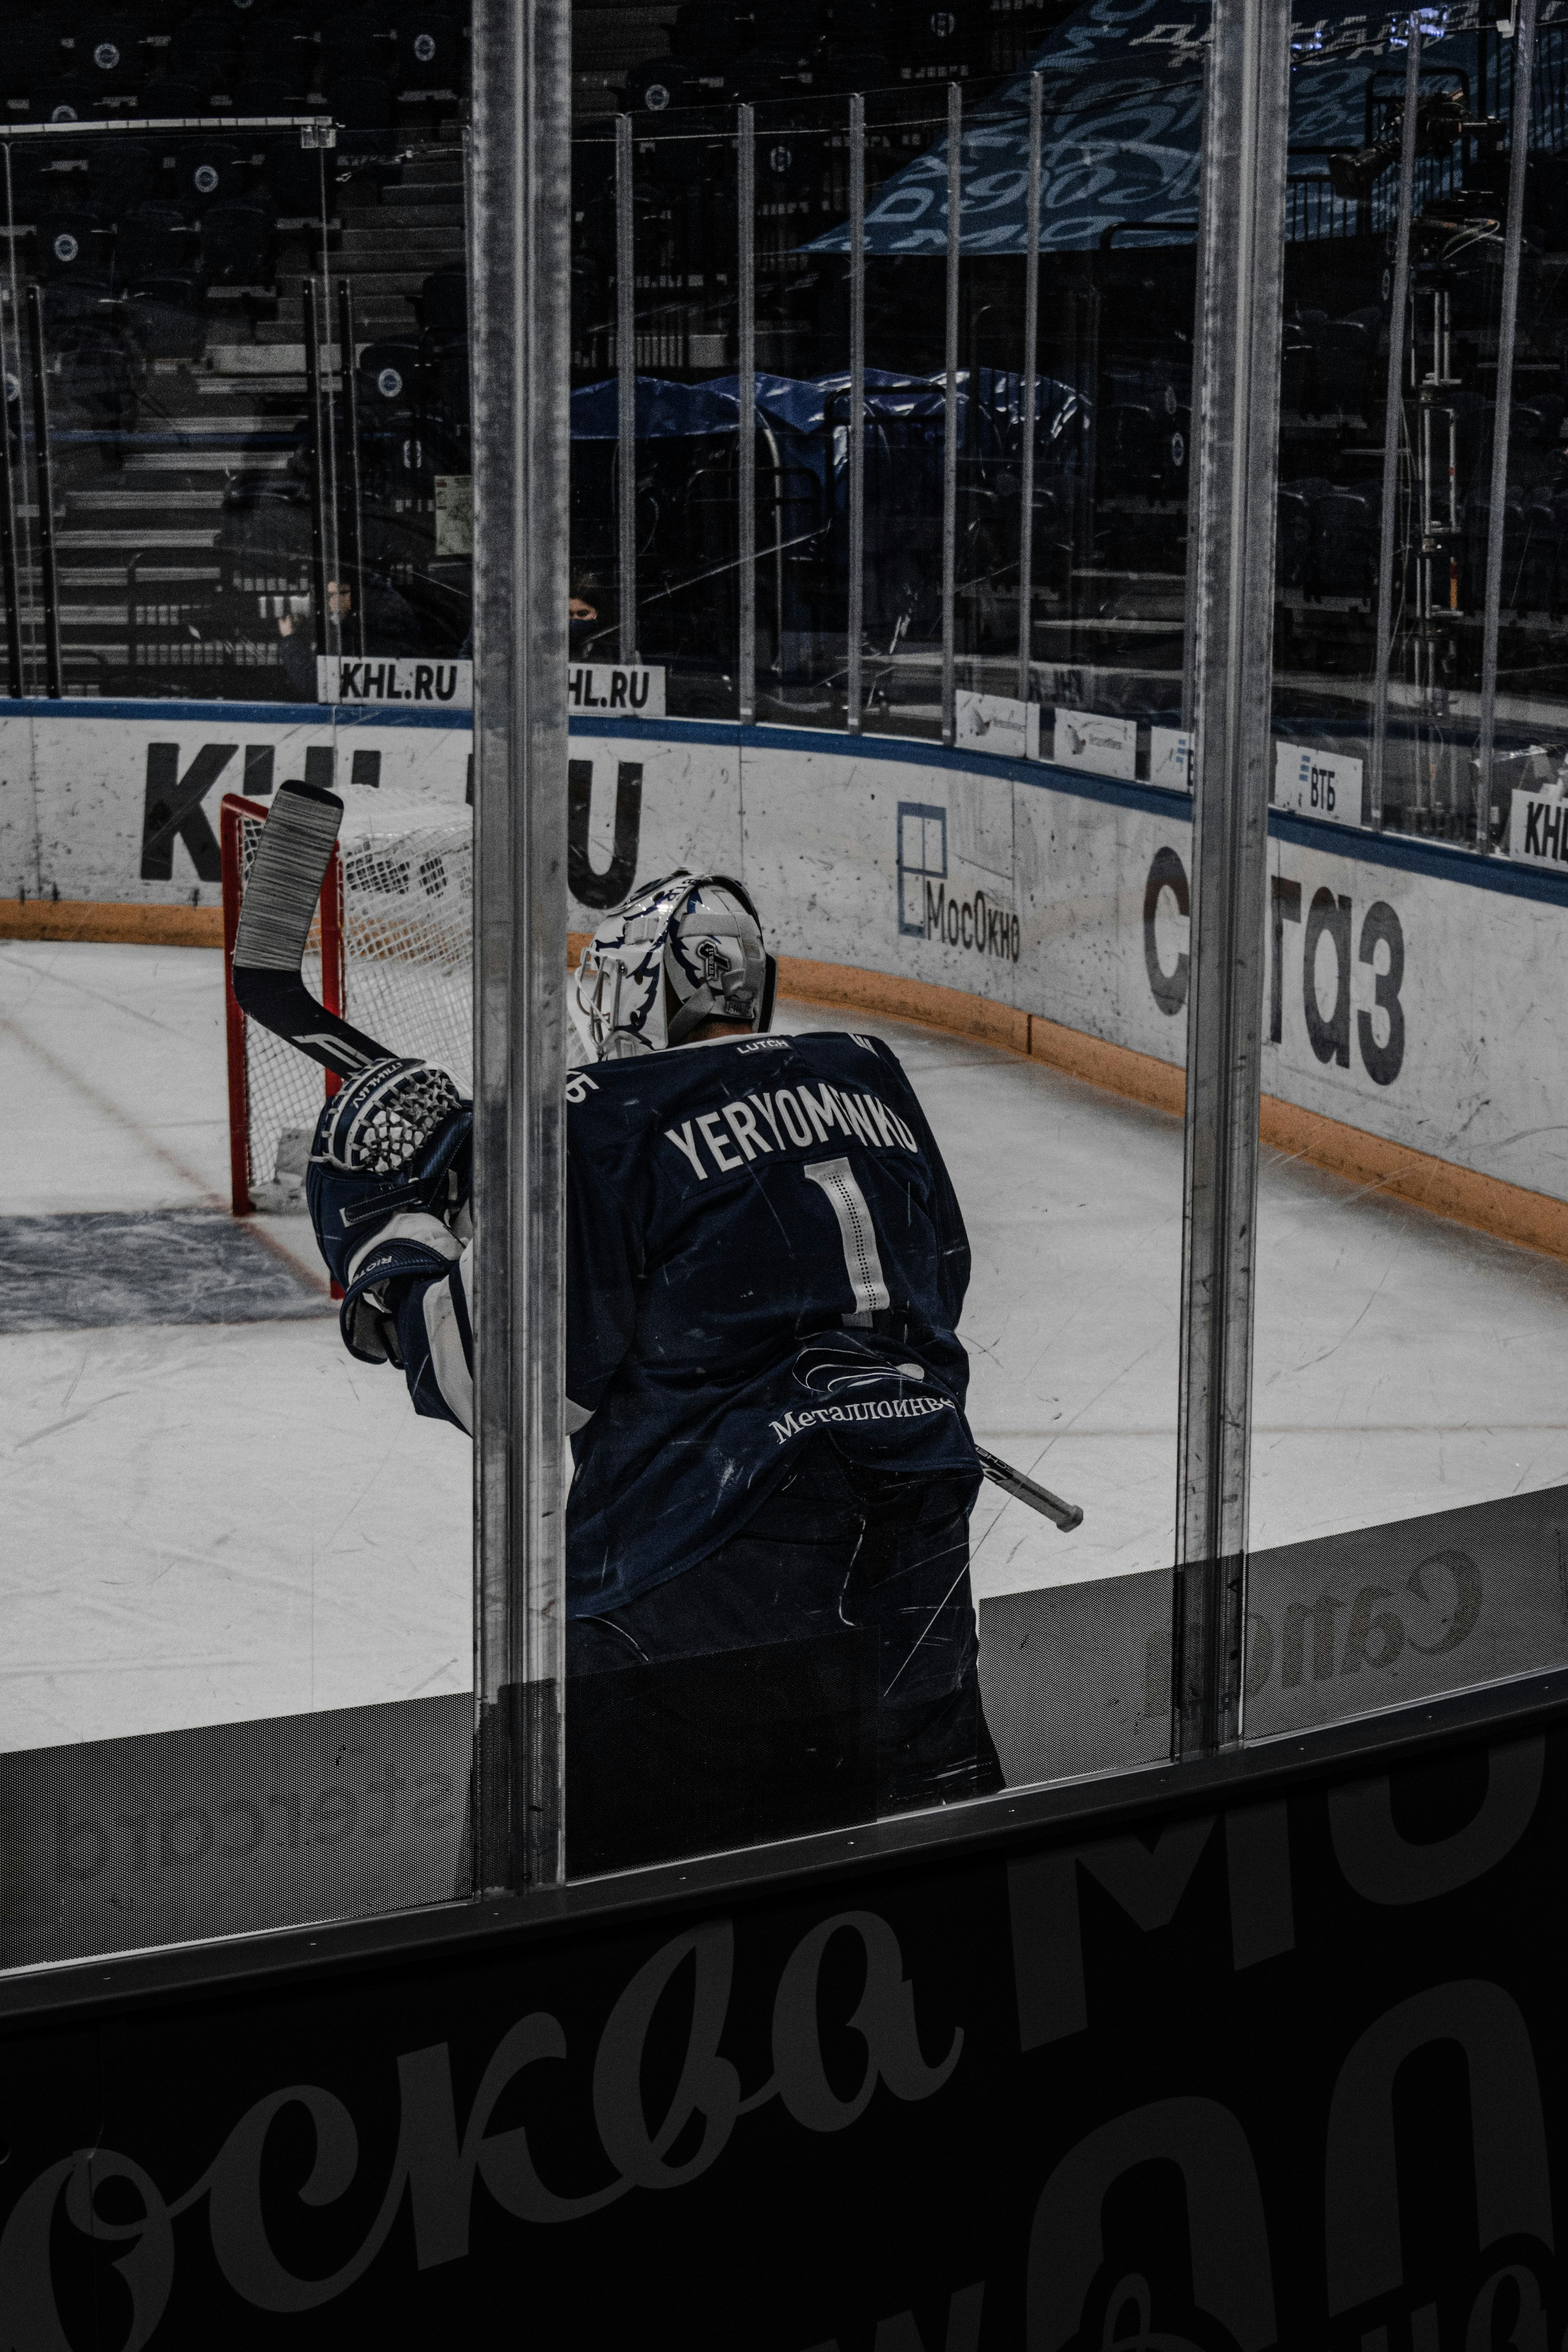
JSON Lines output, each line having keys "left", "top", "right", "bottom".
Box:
{"left": 221, "top": 793, "right": 473, "bottom": 1214}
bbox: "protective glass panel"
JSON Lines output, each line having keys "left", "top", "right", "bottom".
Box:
{"left": 0, "top": 56, "right": 475, "bottom": 1972}
{"left": 563, "top": 12, "right": 1201, "bottom": 1876}
{"left": 1247, "top": 11, "right": 1568, "bottom": 1738}
{"left": 572, "top": 52, "right": 1199, "bottom": 757}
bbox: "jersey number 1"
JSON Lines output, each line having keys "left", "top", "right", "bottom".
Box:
{"left": 804, "top": 1156, "right": 890, "bottom": 1328}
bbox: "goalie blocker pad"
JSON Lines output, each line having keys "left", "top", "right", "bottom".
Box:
{"left": 338, "top": 1217, "right": 463, "bottom": 1369}
{"left": 392, "top": 1241, "right": 474, "bottom": 1432}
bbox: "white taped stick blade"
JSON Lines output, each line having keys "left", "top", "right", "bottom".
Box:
{"left": 233, "top": 784, "right": 344, "bottom": 974}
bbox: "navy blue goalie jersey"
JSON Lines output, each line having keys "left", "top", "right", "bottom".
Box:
{"left": 564, "top": 1027, "right": 978, "bottom": 1614}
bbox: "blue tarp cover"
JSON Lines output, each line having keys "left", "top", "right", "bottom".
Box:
{"left": 800, "top": 0, "right": 1550, "bottom": 256}
{"left": 571, "top": 368, "right": 1079, "bottom": 445}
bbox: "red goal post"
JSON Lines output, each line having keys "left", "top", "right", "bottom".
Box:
{"left": 221, "top": 790, "right": 473, "bottom": 1217}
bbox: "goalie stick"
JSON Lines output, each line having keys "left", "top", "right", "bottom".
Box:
{"left": 229, "top": 779, "right": 397, "bottom": 1081}
{"left": 974, "top": 1447, "right": 1083, "bottom": 1533}
{"left": 231, "top": 785, "right": 1086, "bottom": 1528}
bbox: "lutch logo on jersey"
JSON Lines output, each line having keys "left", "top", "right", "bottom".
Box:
{"left": 663, "top": 1081, "right": 918, "bottom": 1181}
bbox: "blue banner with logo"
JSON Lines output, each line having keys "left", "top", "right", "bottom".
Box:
{"left": 802, "top": 0, "right": 1546, "bottom": 256}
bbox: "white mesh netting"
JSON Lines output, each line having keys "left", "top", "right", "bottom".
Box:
{"left": 235, "top": 809, "right": 473, "bottom": 1211}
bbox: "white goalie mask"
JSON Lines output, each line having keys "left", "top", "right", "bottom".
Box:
{"left": 570, "top": 870, "right": 778, "bottom": 1062}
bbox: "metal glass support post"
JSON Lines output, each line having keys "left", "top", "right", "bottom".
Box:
{"left": 25, "top": 286, "right": 60, "bottom": 700}
{"left": 0, "top": 155, "right": 31, "bottom": 699}
{"left": 738, "top": 104, "right": 756, "bottom": 725}
{"left": 1180, "top": 154, "right": 1209, "bottom": 734}
{"left": 470, "top": 0, "right": 571, "bottom": 1893}
{"left": 1016, "top": 72, "right": 1042, "bottom": 706}
{"left": 616, "top": 112, "right": 637, "bottom": 663}
{"left": 0, "top": 317, "right": 22, "bottom": 698}
{"left": 846, "top": 92, "right": 865, "bottom": 735}
{"left": 942, "top": 81, "right": 962, "bottom": 748}
{"left": 302, "top": 277, "right": 331, "bottom": 670}
{"left": 337, "top": 278, "right": 367, "bottom": 660}
{"left": 1173, "top": 0, "right": 1291, "bottom": 1760}
{"left": 1476, "top": 0, "right": 1537, "bottom": 853}
{"left": 1369, "top": 20, "right": 1423, "bottom": 831}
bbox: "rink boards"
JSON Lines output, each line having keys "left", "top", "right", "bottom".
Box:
{"left": 3, "top": 698, "right": 1568, "bottom": 1225}
{"left": 8, "top": 1473, "right": 1567, "bottom": 1968}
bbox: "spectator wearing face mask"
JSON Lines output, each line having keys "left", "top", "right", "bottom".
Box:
{"left": 570, "top": 574, "right": 612, "bottom": 661}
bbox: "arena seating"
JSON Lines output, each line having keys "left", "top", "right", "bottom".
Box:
{"left": 232, "top": 74, "right": 302, "bottom": 117}
{"left": 0, "top": 6, "right": 469, "bottom": 694}
{"left": 394, "top": 6, "right": 462, "bottom": 93}
{"left": 89, "top": 138, "right": 160, "bottom": 211}
{"left": 1462, "top": 489, "right": 1560, "bottom": 613}
{"left": 170, "top": 13, "right": 244, "bottom": 94}
{"left": 725, "top": 44, "right": 815, "bottom": 105}
{"left": 33, "top": 77, "right": 102, "bottom": 127}
{"left": 815, "top": 37, "right": 893, "bottom": 95}
{"left": 123, "top": 273, "right": 210, "bottom": 358}
{"left": 670, "top": 2, "right": 756, "bottom": 62}
{"left": 219, "top": 465, "right": 316, "bottom": 587}
{"left": 202, "top": 194, "right": 277, "bottom": 288}
{"left": 354, "top": 340, "right": 419, "bottom": 486}
{"left": 80, "top": 20, "right": 141, "bottom": 97}
{"left": 329, "top": 74, "right": 397, "bottom": 162}
{"left": 621, "top": 0, "right": 1002, "bottom": 111}
{"left": 418, "top": 265, "right": 466, "bottom": 336}
{"left": 35, "top": 202, "right": 112, "bottom": 284}
{"left": 35, "top": 290, "right": 142, "bottom": 431}
{"left": 757, "top": 129, "right": 822, "bottom": 214}
{"left": 321, "top": 16, "right": 390, "bottom": 85}
{"left": 114, "top": 197, "right": 201, "bottom": 282}
{"left": 624, "top": 56, "right": 700, "bottom": 115}
{"left": 128, "top": 0, "right": 183, "bottom": 34}
{"left": 408, "top": 269, "right": 469, "bottom": 466}
{"left": 1, "top": 27, "right": 70, "bottom": 106}
{"left": 240, "top": 21, "right": 316, "bottom": 90}
{"left": 1308, "top": 481, "right": 1379, "bottom": 597}
{"left": 261, "top": 133, "right": 328, "bottom": 222}
{"left": 1276, "top": 480, "right": 1313, "bottom": 592}
{"left": 115, "top": 197, "right": 208, "bottom": 361}
{"left": 169, "top": 140, "right": 253, "bottom": 210}
{"left": 135, "top": 74, "right": 209, "bottom": 118}
{"left": 1311, "top": 308, "right": 1380, "bottom": 418}
{"left": 358, "top": 336, "right": 422, "bottom": 416}
{"left": 423, "top": 331, "right": 468, "bottom": 469}
{"left": 890, "top": 3, "right": 984, "bottom": 81}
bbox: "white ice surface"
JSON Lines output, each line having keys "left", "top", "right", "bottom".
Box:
{"left": 0, "top": 940, "right": 471, "bottom": 1753}
{"left": 5, "top": 942, "right": 1568, "bottom": 1754}
{"left": 2, "top": 936, "right": 243, "bottom": 1214}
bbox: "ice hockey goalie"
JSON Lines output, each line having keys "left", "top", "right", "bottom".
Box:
{"left": 307, "top": 870, "right": 1003, "bottom": 1863}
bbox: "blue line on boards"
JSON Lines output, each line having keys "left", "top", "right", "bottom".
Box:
{"left": 13, "top": 699, "right": 1568, "bottom": 911}
{"left": 567, "top": 711, "right": 1188, "bottom": 821}
{"left": 568, "top": 714, "right": 1568, "bottom": 908}
{"left": 0, "top": 698, "right": 475, "bottom": 730}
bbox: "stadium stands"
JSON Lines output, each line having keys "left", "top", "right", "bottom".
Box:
{"left": 0, "top": 10, "right": 468, "bottom": 695}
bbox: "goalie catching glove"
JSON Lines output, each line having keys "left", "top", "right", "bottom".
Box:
{"left": 306, "top": 1058, "right": 471, "bottom": 1367}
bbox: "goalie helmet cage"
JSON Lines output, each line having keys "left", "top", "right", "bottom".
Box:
{"left": 220, "top": 792, "right": 474, "bottom": 1217}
